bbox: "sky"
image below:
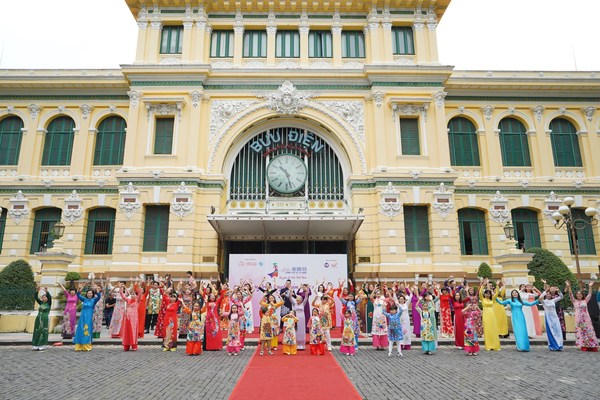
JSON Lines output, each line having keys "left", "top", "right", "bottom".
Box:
{"left": 0, "top": 0, "right": 599, "bottom": 71}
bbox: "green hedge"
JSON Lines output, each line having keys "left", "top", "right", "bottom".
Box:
{"left": 0, "top": 259, "right": 36, "bottom": 310}
{"left": 526, "top": 247, "right": 579, "bottom": 308}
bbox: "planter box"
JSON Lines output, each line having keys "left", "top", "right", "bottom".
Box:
{"left": 0, "top": 311, "right": 61, "bottom": 333}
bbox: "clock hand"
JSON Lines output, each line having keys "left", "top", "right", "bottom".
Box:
{"left": 278, "top": 166, "right": 291, "bottom": 178}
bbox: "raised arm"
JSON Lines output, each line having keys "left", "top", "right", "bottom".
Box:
{"left": 496, "top": 297, "right": 510, "bottom": 306}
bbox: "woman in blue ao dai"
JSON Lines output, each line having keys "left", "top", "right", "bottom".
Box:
{"left": 73, "top": 283, "right": 103, "bottom": 351}
{"left": 496, "top": 290, "right": 539, "bottom": 351}
{"left": 340, "top": 292, "right": 362, "bottom": 350}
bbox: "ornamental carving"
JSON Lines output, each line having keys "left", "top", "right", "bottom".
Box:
{"left": 171, "top": 182, "right": 194, "bottom": 219}
{"left": 28, "top": 104, "right": 42, "bottom": 120}
{"left": 434, "top": 91, "right": 447, "bottom": 108}
{"left": 146, "top": 103, "right": 183, "bottom": 122}
{"left": 481, "top": 105, "right": 495, "bottom": 120}
{"left": 372, "top": 92, "right": 384, "bottom": 108}
{"left": 80, "top": 104, "right": 94, "bottom": 119}
{"left": 380, "top": 182, "right": 403, "bottom": 218}
{"left": 128, "top": 91, "right": 141, "bottom": 108}
{"left": 256, "top": 81, "right": 318, "bottom": 115}
{"left": 119, "top": 182, "right": 141, "bottom": 220}
{"left": 489, "top": 190, "right": 510, "bottom": 224}
{"left": 62, "top": 190, "right": 84, "bottom": 224}
{"left": 582, "top": 106, "right": 596, "bottom": 121}
{"left": 317, "top": 101, "right": 364, "bottom": 143}
{"left": 432, "top": 183, "right": 454, "bottom": 219}
{"left": 8, "top": 190, "right": 30, "bottom": 224}
{"left": 190, "top": 91, "right": 202, "bottom": 107}
{"left": 209, "top": 100, "right": 258, "bottom": 145}
{"left": 532, "top": 105, "right": 544, "bottom": 122}
{"left": 543, "top": 191, "right": 562, "bottom": 223}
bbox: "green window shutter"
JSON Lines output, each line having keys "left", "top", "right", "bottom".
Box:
{"left": 309, "top": 31, "right": 332, "bottom": 58}
{"left": 154, "top": 118, "right": 174, "bottom": 154}
{"left": 42, "top": 117, "right": 75, "bottom": 166}
{"left": 143, "top": 206, "right": 170, "bottom": 252}
{"left": 568, "top": 209, "right": 596, "bottom": 255}
{"left": 400, "top": 118, "right": 420, "bottom": 155}
{"left": 392, "top": 27, "right": 414, "bottom": 55}
{"left": 0, "top": 208, "right": 6, "bottom": 253}
{"left": 448, "top": 117, "right": 480, "bottom": 166}
{"left": 404, "top": 206, "right": 430, "bottom": 252}
{"left": 243, "top": 31, "right": 267, "bottom": 58}
{"left": 511, "top": 209, "right": 541, "bottom": 251}
{"left": 0, "top": 116, "right": 24, "bottom": 165}
{"left": 458, "top": 208, "right": 488, "bottom": 255}
{"left": 160, "top": 26, "right": 183, "bottom": 54}
{"left": 276, "top": 31, "right": 299, "bottom": 58}
{"left": 85, "top": 208, "right": 116, "bottom": 255}
{"left": 341, "top": 31, "right": 365, "bottom": 58}
{"left": 30, "top": 208, "right": 61, "bottom": 254}
{"left": 499, "top": 118, "right": 531, "bottom": 167}
{"left": 94, "top": 116, "right": 126, "bottom": 165}
{"left": 549, "top": 118, "right": 582, "bottom": 167}
{"left": 211, "top": 30, "right": 233, "bottom": 58}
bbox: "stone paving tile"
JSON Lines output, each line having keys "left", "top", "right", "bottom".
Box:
{"left": 333, "top": 345, "right": 599, "bottom": 400}
{"left": 0, "top": 345, "right": 255, "bottom": 400}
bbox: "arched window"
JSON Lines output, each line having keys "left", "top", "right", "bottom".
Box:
{"left": 42, "top": 116, "right": 75, "bottom": 166}
{"left": 499, "top": 118, "right": 531, "bottom": 167}
{"left": 94, "top": 116, "right": 126, "bottom": 165}
{"left": 458, "top": 208, "right": 488, "bottom": 255}
{"left": 0, "top": 116, "right": 24, "bottom": 165}
{"left": 511, "top": 208, "right": 541, "bottom": 251}
{"left": 30, "top": 208, "right": 62, "bottom": 253}
{"left": 568, "top": 208, "right": 596, "bottom": 255}
{"left": 448, "top": 117, "right": 480, "bottom": 166}
{"left": 0, "top": 207, "right": 7, "bottom": 254}
{"left": 549, "top": 118, "right": 582, "bottom": 167}
{"left": 85, "top": 208, "right": 116, "bottom": 254}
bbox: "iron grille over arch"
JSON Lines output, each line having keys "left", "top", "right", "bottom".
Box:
{"left": 229, "top": 126, "right": 345, "bottom": 201}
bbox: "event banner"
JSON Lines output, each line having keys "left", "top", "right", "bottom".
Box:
{"left": 229, "top": 254, "right": 348, "bottom": 327}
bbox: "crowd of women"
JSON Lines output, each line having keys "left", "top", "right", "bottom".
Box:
{"left": 31, "top": 273, "right": 599, "bottom": 357}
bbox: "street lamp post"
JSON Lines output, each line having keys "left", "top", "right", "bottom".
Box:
{"left": 551, "top": 196, "right": 598, "bottom": 287}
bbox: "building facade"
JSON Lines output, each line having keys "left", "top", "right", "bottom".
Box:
{"left": 0, "top": 0, "right": 599, "bottom": 280}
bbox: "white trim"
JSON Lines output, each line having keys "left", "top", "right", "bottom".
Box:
{"left": 493, "top": 109, "right": 535, "bottom": 133}
{"left": 543, "top": 110, "right": 588, "bottom": 134}
{"left": 38, "top": 108, "right": 81, "bottom": 132}
{"left": 89, "top": 108, "right": 129, "bottom": 130}
{"left": 0, "top": 109, "right": 29, "bottom": 132}
{"left": 445, "top": 109, "right": 485, "bottom": 132}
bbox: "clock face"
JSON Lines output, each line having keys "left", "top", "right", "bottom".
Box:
{"left": 267, "top": 154, "right": 307, "bottom": 194}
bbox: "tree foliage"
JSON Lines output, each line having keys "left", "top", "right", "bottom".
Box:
{"left": 0, "top": 259, "right": 36, "bottom": 310}
{"left": 476, "top": 262, "right": 493, "bottom": 279}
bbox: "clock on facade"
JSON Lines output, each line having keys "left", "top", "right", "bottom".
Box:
{"left": 267, "top": 154, "right": 308, "bottom": 194}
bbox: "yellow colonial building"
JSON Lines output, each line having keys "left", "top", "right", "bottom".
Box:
{"left": 0, "top": 0, "right": 599, "bottom": 281}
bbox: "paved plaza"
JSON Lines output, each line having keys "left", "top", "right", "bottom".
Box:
{"left": 0, "top": 343, "right": 597, "bottom": 400}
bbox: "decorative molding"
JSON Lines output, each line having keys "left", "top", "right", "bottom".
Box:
{"left": 209, "top": 100, "right": 259, "bottom": 145}
{"left": 481, "top": 105, "right": 495, "bottom": 120}
{"left": 119, "top": 182, "right": 141, "bottom": 220}
{"left": 28, "top": 104, "right": 42, "bottom": 120}
{"left": 582, "top": 106, "right": 596, "bottom": 121}
{"left": 316, "top": 100, "right": 365, "bottom": 143}
{"left": 8, "top": 190, "right": 30, "bottom": 224}
{"left": 79, "top": 104, "right": 94, "bottom": 119}
{"left": 532, "top": 105, "right": 544, "bottom": 122}
{"left": 146, "top": 102, "right": 184, "bottom": 122}
{"left": 432, "top": 183, "right": 454, "bottom": 219}
{"left": 543, "top": 191, "right": 562, "bottom": 223}
{"left": 190, "top": 90, "right": 202, "bottom": 107}
{"left": 256, "top": 81, "right": 318, "bottom": 115}
{"left": 171, "top": 182, "right": 194, "bottom": 219}
{"left": 62, "top": 190, "right": 84, "bottom": 224}
{"left": 151, "top": 170, "right": 162, "bottom": 179}
{"left": 372, "top": 91, "right": 384, "bottom": 108}
{"left": 128, "top": 91, "right": 141, "bottom": 108}
{"left": 379, "top": 182, "right": 403, "bottom": 218}
{"left": 409, "top": 170, "right": 422, "bottom": 180}
{"left": 489, "top": 190, "right": 510, "bottom": 224}
{"left": 434, "top": 91, "right": 447, "bottom": 108}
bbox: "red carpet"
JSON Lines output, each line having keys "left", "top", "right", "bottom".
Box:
{"left": 230, "top": 348, "right": 361, "bottom": 400}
